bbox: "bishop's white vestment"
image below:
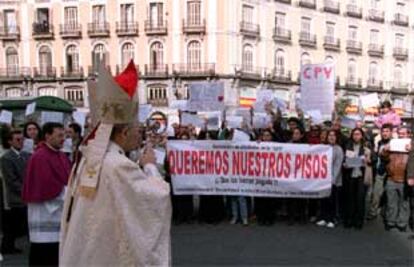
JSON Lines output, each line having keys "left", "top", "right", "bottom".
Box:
{"left": 60, "top": 142, "right": 172, "bottom": 266}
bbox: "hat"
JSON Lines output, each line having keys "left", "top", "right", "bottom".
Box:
{"left": 78, "top": 60, "right": 139, "bottom": 198}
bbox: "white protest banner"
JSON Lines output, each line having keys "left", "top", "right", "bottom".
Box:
{"left": 167, "top": 141, "right": 333, "bottom": 198}
{"left": 390, "top": 138, "right": 411, "bottom": 153}
{"left": 188, "top": 82, "right": 225, "bottom": 111}
{"left": 226, "top": 116, "right": 243, "bottom": 129}
{"left": 25, "top": 102, "right": 36, "bottom": 116}
{"left": 360, "top": 93, "right": 380, "bottom": 110}
{"left": 254, "top": 90, "right": 274, "bottom": 112}
{"left": 300, "top": 63, "right": 335, "bottom": 119}
{"left": 181, "top": 113, "right": 205, "bottom": 128}
{"left": 169, "top": 100, "right": 188, "bottom": 110}
{"left": 41, "top": 111, "right": 64, "bottom": 125}
{"left": 0, "top": 110, "right": 13, "bottom": 125}
{"left": 138, "top": 104, "right": 152, "bottom": 123}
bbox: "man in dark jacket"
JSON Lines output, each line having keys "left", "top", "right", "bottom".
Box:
{"left": 406, "top": 137, "right": 414, "bottom": 233}
{"left": 0, "top": 130, "right": 30, "bottom": 254}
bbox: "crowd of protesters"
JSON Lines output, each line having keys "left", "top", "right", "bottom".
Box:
{"left": 0, "top": 99, "right": 412, "bottom": 264}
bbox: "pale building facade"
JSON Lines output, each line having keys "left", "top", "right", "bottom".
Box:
{"left": 0, "top": 0, "right": 413, "bottom": 117}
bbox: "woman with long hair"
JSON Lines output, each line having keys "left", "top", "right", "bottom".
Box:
{"left": 22, "top": 121, "right": 41, "bottom": 153}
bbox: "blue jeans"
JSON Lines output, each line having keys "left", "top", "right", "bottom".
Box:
{"left": 230, "top": 196, "right": 248, "bottom": 221}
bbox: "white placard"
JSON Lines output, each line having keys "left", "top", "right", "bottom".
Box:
{"left": 254, "top": 90, "right": 274, "bottom": 112}
{"left": 72, "top": 111, "right": 87, "bottom": 128}
{"left": 25, "top": 102, "right": 36, "bottom": 116}
{"left": 307, "top": 110, "right": 324, "bottom": 125}
{"left": 300, "top": 63, "right": 335, "bottom": 119}
{"left": 360, "top": 93, "right": 380, "bottom": 110}
{"left": 226, "top": 116, "right": 243, "bottom": 129}
{"left": 169, "top": 100, "right": 188, "bottom": 110}
{"left": 253, "top": 113, "right": 272, "bottom": 129}
{"left": 341, "top": 116, "right": 357, "bottom": 129}
{"left": 0, "top": 110, "right": 13, "bottom": 125}
{"left": 393, "top": 99, "right": 404, "bottom": 109}
{"left": 22, "top": 138, "right": 34, "bottom": 153}
{"left": 181, "top": 113, "right": 205, "bottom": 128}
{"left": 41, "top": 111, "right": 64, "bottom": 125}
{"left": 138, "top": 104, "right": 152, "bottom": 123}
{"left": 199, "top": 112, "right": 221, "bottom": 131}
{"left": 232, "top": 129, "right": 251, "bottom": 141}
{"left": 188, "top": 82, "right": 225, "bottom": 111}
{"left": 62, "top": 138, "right": 73, "bottom": 153}
{"left": 390, "top": 138, "right": 411, "bottom": 153}
{"left": 272, "top": 98, "right": 288, "bottom": 112}
{"left": 154, "top": 148, "right": 166, "bottom": 165}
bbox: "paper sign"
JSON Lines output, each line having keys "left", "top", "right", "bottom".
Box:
{"left": 169, "top": 100, "right": 188, "bottom": 110}
{"left": 307, "top": 110, "right": 324, "bottom": 125}
{"left": 232, "top": 129, "right": 250, "bottom": 141}
{"left": 167, "top": 125, "right": 175, "bottom": 137}
{"left": 232, "top": 108, "right": 251, "bottom": 121}
{"left": 138, "top": 104, "right": 152, "bottom": 123}
{"left": 22, "top": 138, "right": 34, "bottom": 153}
{"left": 199, "top": 112, "right": 221, "bottom": 131}
{"left": 25, "top": 102, "right": 36, "bottom": 116}
{"left": 0, "top": 110, "right": 13, "bottom": 125}
{"left": 154, "top": 148, "right": 166, "bottom": 165}
{"left": 188, "top": 82, "right": 225, "bottom": 111}
{"left": 41, "top": 111, "right": 64, "bottom": 125}
{"left": 226, "top": 116, "right": 243, "bottom": 129}
{"left": 345, "top": 157, "right": 365, "bottom": 168}
{"left": 300, "top": 63, "right": 335, "bottom": 119}
{"left": 254, "top": 90, "right": 274, "bottom": 112}
{"left": 62, "top": 138, "right": 73, "bottom": 153}
{"left": 253, "top": 113, "right": 272, "bottom": 129}
{"left": 394, "top": 99, "right": 404, "bottom": 109}
{"left": 360, "top": 93, "right": 380, "bottom": 110}
{"left": 272, "top": 98, "right": 288, "bottom": 112}
{"left": 72, "top": 111, "right": 87, "bottom": 129}
{"left": 181, "top": 113, "right": 205, "bottom": 128}
{"left": 341, "top": 116, "right": 357, "bottom": 129}
{"left": 390, "top": 138, "right": 411, "bottom": 153}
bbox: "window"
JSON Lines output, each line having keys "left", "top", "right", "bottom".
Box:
{"left": 347, "top": 59, "right": 357, "bottom": 81}
{"left": 368, "top": 62, "right": 378, "bottom": 83}
{"left": 275, "top": 49, "right": 285, "bottom": 75}
{"left": 149, "top": 3, "right": 164, "bottom": 26}
{"left": 187, "top": 41, "right": 201, "bottom": 70}
{"left": 275, "top": 13, "right": 286, "bottom": 29}
{"left": 395, "top": 34, "right": 404, "bottom": 47}
{"left": 242, "top": 5, "right": 253, "bottom": 23}
{"left": 66, "top": 45, "right": 79, "bottom": 72}
{"left": 65, "top": 87, "right": 84, "bottom": 104}
{"left": 301, "top": 17, "right": 311, "bottom": 34}
{"left": 5, "top": 47, "right": 18, "bottom": 75}
{"left": 326, "top": 22, "right": 335, "bottom": 38}
{"left": 92, "top": 44, "right": 107, "bottom": 70}
{"left": 348, "top": 26, "right": 358, "bottom": 40}
{"left": 4, "top": 10, "right": 17, "bottom": 34}
{"left": 36, "top": 8, "right": 49, "bottom": 24}
{"left": 148, "top": 86, "right": 167, "bottom": 100}
{"left": 370, "top": 29, "right": 379, "bottom": 44}
{"left": 150, "top": 42, "right": 164, "bottom": 70}
{"left": 242, "top": 44, "right": 253, "bottom": 71}
{"left": 5, "top": 88, "right": 22, "bottom": 98}
{"left": 39, "top": 45, "right": 52, "bottom": 75}
{"left": 325, "top": 56, "right": 334, "bottom": 64}
{"left": 120, "top": 4, "right": 134, "bottom": 23}
{"left": 187, "top": 1, "right": 201, "bottom": 25}
{"left": 121, "top": 43, "right": 134, "bottom": 68}
{"left": 396, "top": 2, "right": 405, "bottom": 12}
{"left": 38, "top": 87, "right": 57, "bottom": 97}
{"left": 394, "top": 65, "right": 403, "bottom": 84}
{"left": 300, "top": 52, "right": 311, "bottom": 65}
{"left": 64, "top": 7, "right": 78, "bottom": 26}
{"left": 370, "top": 0, "right": 380, "bottom": 8}
{"left": 92, "top": 5, "right": 105, "bottom": 24}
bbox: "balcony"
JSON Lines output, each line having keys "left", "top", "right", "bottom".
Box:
{"left": 346, "top": 4, "right": 362, "bottom": 19}
{"left": 323, "top": 36, "right": 340, "bottom": 52}
{"left": 0, "top": 26, "right": 20, "bottom": 41}
{"left": 271, "top": 69, "right": 292, "bottom": 83}
{"left": 33, "top": 67, "right": 56, "bottom": 80}
{"left": 298, "top": 0, "right": 316, "bottom": 9}
{"left": 88, "top": 65, "right": 111, "bottom": 76}
{"left": 346, "top": 40, "right": 362, "bottom": 55}
{"left": 391, "top": 82, "right": 409, "bottom": 94}
{"left": 173, "top": 63, "right": 215, "bottom": 77}
{"left": 116, "top": 22, "right": 139, "bottom": 36}
{"left": 32, "top": 22, "right": 54, "bottom": 39}
{"left": 346, "top": 77, "right": 362, "bottom": 89}
{"left": 87, "top": 22, "right": 110, "bottom": 37}
{"left": 275, "top": 0, "right": 291, "bottom": 4}
{"left": 273, "top": 27, "right": 291, "bottom": 44}
{"left": 60, "top": 67, "right": 84, "bottom": 80}
{"left": 183, "top": 19, "right": 206, "bottom": 34}
{"left": 144, "top": 20, "right": 168, "bottom": 35}
{"left": 0, "top": 67, "right": 30, "bottom": 81}
{"left": 368, "top": 44, "right": 384, "bottom": 58}
{"left": 59, "top": 24, "right": 82, "bottom": 38}
{"left": 393, "top": 47, "right": 408, "bottom": 61}
{"left": 299, "top": 32, "right": 317, "bottom": 48}
{"left": 235, "top": 65, "right": 265, "bottom": 80}
{"left": 115, "top": 64, "right": 139, "bottom": 75}
{"left": 368, "top": 9, "right": 385, "bottom": 23}
{"left": 144, "top": 64, "right": 169, "bottom": 78}
{"left": 323, "top": 0, "right": 340, "bottom": 14}
{"left": 393, "top": 14, "right": 409, "bottom": 27}
{"left": 148, "top": 98, "right": 168, "bottom": 107}
{"left": 366, "top": 79, "right": 383, "bottom": 90}
{"left": 240, "top": 21, "right": 260, "bottom": 38}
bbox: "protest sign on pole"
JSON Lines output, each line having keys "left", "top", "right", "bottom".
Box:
{"left": 0, "top": 110, "right": 13, "bottom": 125}
{"left": 188, "top": 82, "right": 225, "bottom": 111}
{"left": 254, "top": 90, "right": 274, "bottom": 112}
{"left": 300, "top": 63, "right": 335, "bottom": 119}
{"left": 360, "top": 93, "right": 380, "bottom": 110}
{"left": 25, "top": 102, "right": 36, "bottom": 116}
{"left": 167, "top": 140, "right": 333, "bottom": 198}
{"left": 181, "top": 112, "right": 205, "bottom": 128}
{"left": 40, "top": 111, "right": 64, "bottom": 125}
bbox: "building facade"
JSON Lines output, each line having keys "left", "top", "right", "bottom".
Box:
{"left": 0, "top": 0, "right": 413, "bottom": 117}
